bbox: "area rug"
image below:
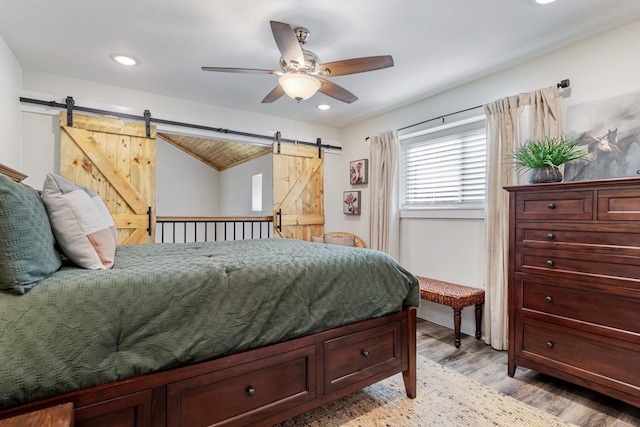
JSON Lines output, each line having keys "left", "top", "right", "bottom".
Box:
{"left": 278, "top": 356, "right": 575, "bottom": 427}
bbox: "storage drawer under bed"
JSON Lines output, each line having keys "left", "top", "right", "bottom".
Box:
{"left": 323, "top": 321, "right": 402, "bottom": 395}
{"left": 166, "top": 345, "right": 316, "bottom": 427}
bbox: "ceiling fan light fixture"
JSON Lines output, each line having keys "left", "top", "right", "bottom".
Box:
{"left": 278, "top": 73, "right": 321, "bottom": 101}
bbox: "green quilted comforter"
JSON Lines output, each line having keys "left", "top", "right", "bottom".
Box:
{"left": 0, "top": 238, "right": 418, "bottom": 409}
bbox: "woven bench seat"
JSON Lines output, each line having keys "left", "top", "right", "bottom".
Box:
{"left": 418, "top": 276, "right": 485, "bottom": 348}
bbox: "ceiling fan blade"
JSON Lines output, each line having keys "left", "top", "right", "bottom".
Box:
{"left": 317, "top": 55, "right": 394, "bottom": 77}
{"left": 261, "top": 85, "right": 286, "bottom": 103}
{"left": 317, "top": 78, "right": 358, "bottom": 104}
{"left": 201, "top": 66, "right": 279, "bottom": 75}
{"left": 270, "top": 21, "right": 305, "bottom": 68}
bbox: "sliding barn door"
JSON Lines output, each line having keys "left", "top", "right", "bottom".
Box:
{"left": 273, "top": 143, "right": 325, "bottom": 240}
{"left": 59, "top": 112, "right": 156, "bottom": 244}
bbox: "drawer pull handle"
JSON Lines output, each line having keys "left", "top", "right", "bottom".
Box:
{"left": 546, "top": 341, "right": 554, "bottom": 349}
{"left": 246, "top": 386, "right": 256, "bottom": 397}
{"left": 362, "top": 350, "right": 370, "bottom": 358}
{"left": 545, "top": 296, "right": 553, "bottom": 303}
{"left": 547, "top": 203, "right": 556, "bottom": 209}
{"left": 546, "top": 260, "right": 554, "bottom": 267}
{"left": 546, "top": 233, "right": 555, "bottom": 240}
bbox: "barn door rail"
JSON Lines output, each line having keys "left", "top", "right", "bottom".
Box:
{"left": 20, "top": 96, "right": 342, "bottom": 150}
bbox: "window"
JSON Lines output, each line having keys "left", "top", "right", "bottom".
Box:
{"left": 251, "top": 173, "right": 262, "bottom": 212}
{"left": 400, "top": 117, "right": 486, "bottom": 210}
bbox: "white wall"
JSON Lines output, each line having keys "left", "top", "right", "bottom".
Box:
{"left": 338, "top": 20, "right": 640, "bottom": 335}
{"left": 322, "top": 150, "right": 344, "bottom": 232}
{"left": 156, "top": 136, "right": 220, "bottom": 216}
{"left": 0, "top": 34, "right": 22, "bottom": 169}
{"left": 20, "top": 112, "right": 58, "bottom": 188}
{"left": 219, "top": 154, "right": 272, "bottom": 216}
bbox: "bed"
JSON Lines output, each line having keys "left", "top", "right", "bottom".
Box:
{"left": 0, "top": 168, "right": 419, "bottom": 426}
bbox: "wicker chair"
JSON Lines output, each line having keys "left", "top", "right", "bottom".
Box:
{"left": 315, "top": 231, "right": 366, "bottom": 248}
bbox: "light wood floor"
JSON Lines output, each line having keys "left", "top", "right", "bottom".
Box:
{"left": 416, "top": 319, "right": 640, "bottom": 427}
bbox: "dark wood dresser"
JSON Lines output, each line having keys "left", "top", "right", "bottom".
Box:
{"left": 505, "top": 177, "right": 640, "bottom": 407}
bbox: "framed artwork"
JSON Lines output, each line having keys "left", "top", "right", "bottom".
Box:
{"left": 564, "top": 91, "right": 640, "bottom": 181}
{"left": 343, "top": 191, "right": 361, "bottom": 215}
{"left": 349, "top": 159, "right": 368, "bottom": 185}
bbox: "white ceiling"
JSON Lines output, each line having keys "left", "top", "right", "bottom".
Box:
{"left": 2, "top": 0, "right": 640, "bottom": 128}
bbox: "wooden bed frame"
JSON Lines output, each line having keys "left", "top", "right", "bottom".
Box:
{"left": 0, "top": 165, "right": 417, "bottom": 425}
{"left": 0, "top": 307, "right": 416, "bottom": 426}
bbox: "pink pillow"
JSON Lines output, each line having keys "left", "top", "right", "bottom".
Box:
{"left": 42, "top": 173, "right": 117, "bottom": 269}
{"left": 311, "top": 236, "right": 324, "bottom": 243}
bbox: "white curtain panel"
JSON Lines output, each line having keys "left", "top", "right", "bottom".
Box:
{"left": 369, "top": 130, "right": 400, "bottom": 260}
{"left": 483, "top": 86, "right": 562, "bottom": 350}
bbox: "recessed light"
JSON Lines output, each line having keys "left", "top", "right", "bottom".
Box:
{"left": 317, "top": 104, "right": 331, "bottom": 110}
{"left": 531, "top": 0, "right": 556, "bottom": 4}
{"left": 111, "top": 54, "right": 138, "bottom": 66}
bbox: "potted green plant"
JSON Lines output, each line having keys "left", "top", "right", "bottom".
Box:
{"left": 510, "top": 136, "right": 588, "bottom": 183}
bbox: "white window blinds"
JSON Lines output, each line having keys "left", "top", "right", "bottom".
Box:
{"left": 400, "top": 119, "right": 486, "bottom": 208}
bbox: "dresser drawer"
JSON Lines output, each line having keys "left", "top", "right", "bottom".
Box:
{"left": 520, "top": 278, "right": 640, "bottom": 332}
{"left": 598, "top": 188, "right": 640, "bottom": 221}
{"left": 516, "top": 249, "right": 640, "bottom": 286}
{"left": 516, "top": 190, "right": 593, "bottom": 220}
{"left": 167, "top": 346, "right": 315, "bottom": 427}
{"left": 516, "top": 226, "right": 640, "bottom": 256}
{"left": 522, "top": 320, "right": 640, "bottom": 388}
{"left": 324, "top": 322, "right": 402, "bottom": 395}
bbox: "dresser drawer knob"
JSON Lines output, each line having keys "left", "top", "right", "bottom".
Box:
{"left": 546, "top": 260, "right": 554, "bottom": 267}
{"left": 546, "top": 233, "right": 555, "bottom": 240}
{"left": 545, "top": 296, "right": 553, "bottom": 303}
{"left": 546, "top": 341, "right": 554, "bottom": 349}
{"left": 246, "top": 386, "right": 256, "bottom": 397}
{"left": 362, "top": 350, "right": 371, "bottom": 358}
{"left": 547, "top": 203, "right": 556, "bottom": 209}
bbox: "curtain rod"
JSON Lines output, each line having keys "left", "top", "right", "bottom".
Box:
{"left": 19, "top": 96, "right": 342, "bottom": 151}
{"left": 395, "top": 78, "right": 570, "bottom": 133}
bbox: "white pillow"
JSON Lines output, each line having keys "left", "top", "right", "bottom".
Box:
{"left": 42, "top": 173, "right": 117, "bottom": 269}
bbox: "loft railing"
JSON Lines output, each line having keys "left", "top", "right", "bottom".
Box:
{"left": 156, "top": 216, "right": 274, "bottom": 243}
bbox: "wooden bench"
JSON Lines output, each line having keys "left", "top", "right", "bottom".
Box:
{"left": 417, "top": 276, "right": 485, "bottom": 348}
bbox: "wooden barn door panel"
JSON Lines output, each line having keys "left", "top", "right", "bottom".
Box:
{"left": 59, "top": 112, "right": 156, "bottom": 244}
{"left": 273, "top": 143, "right": 324, "bottom": 240}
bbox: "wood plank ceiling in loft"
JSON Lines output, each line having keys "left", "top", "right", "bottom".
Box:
{"left": 158, "top": 133, "right": 271, "bottom": 171}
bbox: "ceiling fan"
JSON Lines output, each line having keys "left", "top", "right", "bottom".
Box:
{"left": 201, "top": 21, "right": 394, "bottom": 104}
